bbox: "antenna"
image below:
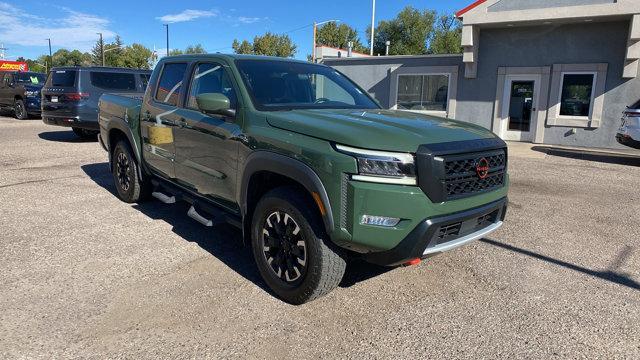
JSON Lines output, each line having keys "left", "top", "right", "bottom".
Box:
{"left": 0, "top": 44, "right": 8, "bottom": 60}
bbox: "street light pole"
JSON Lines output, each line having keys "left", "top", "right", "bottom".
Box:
{"left": 164, "top": 24, "right": 169, "bottom": 57}
{"left": 312, "top": 20, "right": 340, "bottom": 63}
{"left": 97, "top": 32, "right": 104, "bottom": 66}
{"left": 370, "top": 0, "right": 376, "bottom": 56}
{"left": 46, "top": 38, "right": 52, "bottom": 72}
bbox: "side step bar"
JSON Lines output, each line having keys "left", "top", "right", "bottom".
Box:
{"left": 187, "top": 206, "right": 213, "bottom": 227}
{"left": 152, "top": 191, "right": 175, "bottom": 204}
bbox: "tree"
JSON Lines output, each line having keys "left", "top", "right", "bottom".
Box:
{"left": 429, "top": 15, "right": 463, "bottom": 54}
{"left": 232, "top": 40, "right": 253, "bottom": 54}
{"left": 169, "top": 49, "right": 184, "bottom": 56}
{"left": 45, "top": 49, "right": 92, "bottom": 67}
{"left": 367, "top": 6, "right": 436, "bottom": 56}
{"left": 316, "top": 22, "right": 367, "bottom": 53}
{"left": 185, "top": 44, "right": 206, "bottom": 54}
{"left": 116, "top": 44, "right": 154, "bottom": 69}
{"left": 232, "top": 32, "right": 296, "bottom": 57}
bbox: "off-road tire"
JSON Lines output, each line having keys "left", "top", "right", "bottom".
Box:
{"left": 14, "top": 99, "right": 27, "bottom": 120}
{"left": 251, "top": 186, "right": 346, "bottom": 305}
{"left": 112, "top": 140, "right": 151, "bottom": 203}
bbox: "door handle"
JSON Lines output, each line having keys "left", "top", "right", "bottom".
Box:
{"left": 142, "top": 111, "right": 151, "bottom": 121}
{"left": 177, "top": 118, "right": 187, "bottom": 128}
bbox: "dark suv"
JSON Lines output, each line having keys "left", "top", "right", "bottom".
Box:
{"left": 41, "top": 67, "right": 151, "bottom": 138}
{"left": 0, "top": 71, "right": 46, "bottom": 119}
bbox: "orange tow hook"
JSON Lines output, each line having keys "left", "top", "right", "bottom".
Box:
{"left": 403, "top": 258, "right": 422, "bottom": 266}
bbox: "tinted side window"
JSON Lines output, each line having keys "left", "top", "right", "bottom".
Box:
{"left": 47, "top": 70, "right": 77, "bottom": 87}
{"left": 155, "top": 63, "right": 187, "bottom": 106}
{"left": 187, "top": 63, "right": 237, "bottom": 109}
{"left": 90, "top": 72, "right": 137, "bottom": 91}
{"left": 140, "top": 74, "right": 150, "bottom": 88}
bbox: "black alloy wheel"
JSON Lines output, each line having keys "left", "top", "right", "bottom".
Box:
{"left": 14, "top": 99, "right": 27, "bottom": 120}
{"left": 115, "top": 151, "right": 132, "bottom": 193}
{"left": 261, "top": 210, "right": 308, "bottom": 285}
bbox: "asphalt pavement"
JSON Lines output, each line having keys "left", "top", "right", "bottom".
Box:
{"left": 1, "top": 116, "right": 639, "bottom": 359}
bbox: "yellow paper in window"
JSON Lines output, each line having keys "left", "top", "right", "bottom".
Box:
{"left": 30, "top": 76, "right": 39, "bottom": 84}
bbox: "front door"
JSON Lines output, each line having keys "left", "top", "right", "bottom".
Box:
{"left": 500, "top": 75, "right": 540, "bottom": 142}
{"left": 173, "top": 62, "right": 242, "bottom": 213}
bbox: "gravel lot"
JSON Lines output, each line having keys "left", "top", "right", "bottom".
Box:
{"left": 1, "top": 116, "right": 639, "bottom": 359}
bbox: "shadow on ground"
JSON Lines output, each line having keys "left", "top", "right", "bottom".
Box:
{"left": 38, "top": 131, "right": 97, "bottom": 143}
{"left": 532, "top": 146, "right": 640, "bottom": 167}
{"left": 481, "top": 238, "right": 639, "bottom": 291}
{"left": 80, "top": 162, "right": 393, "bottom": 298}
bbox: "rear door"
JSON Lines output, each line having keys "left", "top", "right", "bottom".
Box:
{"left": 172, "top": 61, "right": 242, "bottom": 211}
{"left": 0, "top": 73, "right": 12, "bottom": 106}
{"left": 140, "top": 62, "right": 188, "bottom": 179}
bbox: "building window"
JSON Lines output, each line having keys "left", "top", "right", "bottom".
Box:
{"left": 397, "top": 74, "right": 449, "bottom": 112}
{"left": 559, "top": 73, "right": 596, "bottom": 118}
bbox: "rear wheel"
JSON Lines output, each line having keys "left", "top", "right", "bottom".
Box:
{"left": 111, "top": 140, "right": 151, "bottom": 203}
{"left": 14, "top": 99, "right": 27, "bottom": 120}
{"left": 72, "top": 127, "right": 99, "bottom": 139}
{"left": 251, "top": 187, "right": 346, "bottom": 305}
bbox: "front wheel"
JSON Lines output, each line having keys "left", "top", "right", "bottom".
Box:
{"left": 14, "top": 99, "right": 27, "bottom": 120}
{"left": 111, "top": 140, "right": 151, "bottom": 203}
{"left": 251, "top": 187, "right": 346, "bottom": 305}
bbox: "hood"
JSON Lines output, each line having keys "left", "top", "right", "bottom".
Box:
{"left": 266, "top": 109, "right": 498, "bottom": 152}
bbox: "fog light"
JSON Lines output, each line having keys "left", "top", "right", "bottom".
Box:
{"left": 360, "top": 215, "right": 400, "bottom": 227}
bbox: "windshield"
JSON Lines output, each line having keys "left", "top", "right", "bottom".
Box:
{"left": 235, "top": 59, "right": 379, "bottom": 111}
{"left": 15, "top": 72, "right": 46, "bottom": 85}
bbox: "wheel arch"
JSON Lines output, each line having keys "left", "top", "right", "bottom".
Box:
{"left": 106, "top": 122, "right": 145, "bottom": 180}
{"left": 239, "top": 151, "right": 335, "bottom": 238}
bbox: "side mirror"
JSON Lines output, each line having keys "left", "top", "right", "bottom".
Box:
{"left": 196, "top": 93, "right": 236, "bottom": 118}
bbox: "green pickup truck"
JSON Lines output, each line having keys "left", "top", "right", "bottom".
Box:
{"left": 98, "top": 54, "right": 508, "bottom": 304}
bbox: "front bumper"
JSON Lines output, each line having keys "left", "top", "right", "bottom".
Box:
{"left": 362, "top": 197, "right": 507, "bottom": 266}
{"left": 25, "top": 97, "right": 41, "bottom": 114}
{"left": 616, "top": 132, "right": 640, "bottom": 149}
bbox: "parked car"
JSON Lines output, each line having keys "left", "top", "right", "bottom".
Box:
{"left": 98, "top": 54, "right": 509, "bottom": 304}
{"left": 42, "top": 67, "right": 151, "bottom": 138}
{"left": 0, "top": 71, "right": 46, "bottom": 119}
{"left": 617, "top": 100, "right": 640, "bottom": 149}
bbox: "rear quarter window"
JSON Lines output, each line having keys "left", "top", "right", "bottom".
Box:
{"left": 155, "top": 63, "right": 187, "bottom": 106}
{"left": 90, "top": 72, "right": 137, "bottom": 91}
{"left": 47, "top": 70, "right": 77, "bottom": 87}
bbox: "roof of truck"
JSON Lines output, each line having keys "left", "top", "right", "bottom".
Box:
{"left": 162, "top": 53, "right": 312, "bottom": 64}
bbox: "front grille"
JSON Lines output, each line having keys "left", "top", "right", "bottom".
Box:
{"left": 415, "top": 138, "right": 508, "bottom": 203}
{"left": 443, "top": 150, "right": 506, "bottom": 200}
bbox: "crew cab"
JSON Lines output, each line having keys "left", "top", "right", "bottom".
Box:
{"left": 98, "top": 54, "right": 509, "bottom": 304}
{"left": 0, "top": 71, "right": 46, "bottom": 119}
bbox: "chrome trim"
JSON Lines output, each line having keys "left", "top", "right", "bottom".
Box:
{"left": 352, "top": 174, "right": 417, "bottom": 185}
{"left": 423, "top": 221, "right": 503, "bottom": 255}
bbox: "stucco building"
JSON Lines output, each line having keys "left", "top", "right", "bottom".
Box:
{"left": 323, "top": 0, "right": 640, "bottom": 148}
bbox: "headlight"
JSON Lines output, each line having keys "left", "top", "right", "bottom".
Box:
{"left": 336, "top": 144, "right": 417, "bottom": 185}
{"left": 25, "top": 90, "right": 39, "bottom": 97}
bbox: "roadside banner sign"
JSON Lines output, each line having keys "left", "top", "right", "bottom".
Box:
{"left": 0, "top": 61, "right": 29, "bottom": 71}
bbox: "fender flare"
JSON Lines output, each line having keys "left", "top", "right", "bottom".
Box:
{"left": 105, "top": 120, "right": 145, "bottom": 179}
{"left": 239, "top": 151, "right": 335, "bottom": 234}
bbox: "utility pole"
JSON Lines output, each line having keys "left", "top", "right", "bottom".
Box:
{"left": 46, "top": 38, "right": 52, "bottom": 72}
{"left": 164, "top": 24, "right": 169, "bottom": 57}
{"left": 97, "top": 32, "right": 104, "bottom": 66}
{"left": 370, "top": 0, "right": 376, "bottom": 56}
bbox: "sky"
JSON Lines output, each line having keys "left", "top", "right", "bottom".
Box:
{"left": 0, "top": 0, "right": 472, "bottom": 61}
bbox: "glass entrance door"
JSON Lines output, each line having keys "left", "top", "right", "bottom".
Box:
{"left": 500, "top": 75, "right": 539, "bottom": 142}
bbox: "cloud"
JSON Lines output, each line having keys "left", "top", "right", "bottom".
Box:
{"left": 0, "top": 2, "right": 115, "bottom": 50}
{"left": 157, "top": 9, "right": 217, "bottom": 23}
{"left": 237, "top": 16, "right": 262, "bottom": 24}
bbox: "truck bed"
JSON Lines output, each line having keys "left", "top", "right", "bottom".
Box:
{"left": 99, "top": 93, "right": 143, "bottom": 124}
